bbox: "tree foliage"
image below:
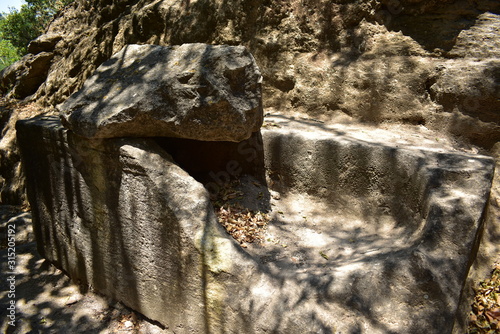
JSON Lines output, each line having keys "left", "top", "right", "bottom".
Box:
{"left": 0, "top": 38, "right": 19, "bottom": 71}
{"left": 0, "top": 6, "right": 38, "bottom": 56}
{"left": 0, "top": 0, "right": 72, "bottom": 68}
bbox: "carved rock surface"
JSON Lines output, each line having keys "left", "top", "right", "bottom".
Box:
{"left": 16, "top": 115, "right": 230, "bottom": 331}
{"left": 58, "top": 43, "right": 263, "bottom": 141}
{"left": 16, "top": 115, "right": 495, "bottom": 334}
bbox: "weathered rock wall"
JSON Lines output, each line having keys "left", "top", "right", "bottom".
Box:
{"left": 1, "top": 0, "right": 499, "bottom": 146}
{"left": 0, "top": 100, "right": 56, "bottom": 205}
{"left": 1, "top": 0, "right": 500, "bottom": 207}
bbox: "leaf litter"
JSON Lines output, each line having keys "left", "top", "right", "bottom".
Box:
{"left": 469, "top": 264, "right": 500, "bottom": 333}
{"left": 210, "top": 179, "right": 270, "bottom": 248}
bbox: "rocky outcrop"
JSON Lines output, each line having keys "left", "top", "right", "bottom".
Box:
{"left": 0, "top": 0, "right": 499, "bottom": 207}
{"left": 2, "top": 0, "right": 500, "bottom": 330}
{"left": 261, "top": 116, "right": 496, "bottom": 334}
{"left": 427, "top": 59, "right": 500, "bottom": 148}
{"left": 2, "top": 0, "right": 499, "bottom": 146}
{"left": 27, "top": 33, "right": 63, "bottom": 55}
{"left": 0, "top": 52, "right": 54, "bottom": 98}
{"left": 59, "top": 43, "right": 263, "bottom": 141}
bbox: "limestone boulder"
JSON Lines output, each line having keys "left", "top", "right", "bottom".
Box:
{"left": 27, "top": 33, "right": 63, "bottom": 55}
{"left": 58, "top": 43, "right": 263, "bottom": 141}
{"left": 0, "top": 52, "right": 54, "bottom": 99}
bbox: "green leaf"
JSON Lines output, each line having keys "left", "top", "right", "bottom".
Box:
{"left": 0, "top": 38, "right": 20, "bottom": 70}
{"left": 0, "top": 0, "right": 73, "bottom": 56}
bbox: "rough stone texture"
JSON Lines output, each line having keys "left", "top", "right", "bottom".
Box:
{"left": 448, "top": 12, "right": 500, "bottom": 58}
{"left": 2, "top": 0, "right": 500, "bottom": 206}
{"left": 0, "top": 102, "right": 22, "bottom": 205}
{"left": 0, "top": 52, "right": 54, "bottom": 98}
{"left": 429, "top": 60, "right": 500, "bottom": 122}
{"left": 16, "top": 115, "right": 229, "bottom": 332}
{"left": 17, "top": 115, "right": 495, "bottom": 333}
{"left": 58, "top": 43, "right": 263, "bottom": 141}
{"left": 385, "top": 1, "right": 500, "bottom": 54}
{"left": 0, "top": 206, "right": 32, "bottom": 248}
{"left": 1, "top": 0, "right": 499, "bottom": 145}
{"left": 2, "top": 0, "right": 500, "bottom": 330}
{"left": 27, "top": 33, "right": 64, "bottom": 55}
{"left": 260, "top": 116, "right": 496, "bottom": 334}
{"left": 0, "top": 237, "right": 171, "bottom": 334}
{"left": 0, "top": 100, "right": 53, "bottom": 205}
{"left": 154, "top": 131, "right": 266, "bottom": 187}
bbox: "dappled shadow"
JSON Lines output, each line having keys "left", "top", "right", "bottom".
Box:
{"left": 0, "top": 241, "right": 114, "bottom": 334}
{"left": 235, "top": 114, "right": 495, "bottom": 332}
{"left": 15, "top": 13, "right": 498, "bottom": 329}
{"left": 0, "top": 240, "right": 169, "bottom": 333}
{"left": 15, "top": 116, "right": 149, "bottom": 330}
{"left": 162, "top": 111, "right": 494, "bottom": 332}
{"left": 380, "top": 0, "right": 500, "bottom": 52}
{"left": 16, "top": 109, "right": 495, "bottom": 333}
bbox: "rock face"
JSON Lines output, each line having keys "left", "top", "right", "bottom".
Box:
{"left": 0, "top": 100, "right": 55, "bottom": 205}
{"left": 2, "top": 0, "right": 500, "bottom": 207}
{"left": 0, "top": 52, "right": 54, "bottom": 98}
{"left": 17, "top": 115, "right": 495, "bottom": 333}
{"left": 0, "top": 206, "right": 33, "bottom": 248}
{"left": 1, "top": 0, "right": 499, "bottom": 146}
{"left": 58, "top": 43, "right": 263, "bottom": 141}
{"left": 427, "top": 59, "right": 500, "bottom": 148}
{"left": 261, "top": 117, "right": 495, "bottom": 334}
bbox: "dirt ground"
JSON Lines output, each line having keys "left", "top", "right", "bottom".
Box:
{"left": 0, "top": 206, "right": 169, "bottom": 334}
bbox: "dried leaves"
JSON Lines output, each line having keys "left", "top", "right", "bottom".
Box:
{"left": 469, "top": 266, "right": 500, "bottom": 333}
{"left": 211, "top": 186, "right": 243, "bottom": 207}
{"left": 211, "top": 179, "right": 270, "bottom": 248}
{"left": 216, "top": 204, "right": 269, "bottom": 247}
